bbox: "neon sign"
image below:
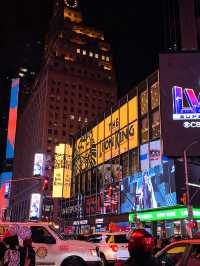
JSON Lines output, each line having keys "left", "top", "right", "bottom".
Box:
{"left": 172, "top": 86, "right": 200, "bottom": 120}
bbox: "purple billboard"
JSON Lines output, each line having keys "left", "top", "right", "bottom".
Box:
{"left": 159, "top": 52, "right": 200, "bottom": 156}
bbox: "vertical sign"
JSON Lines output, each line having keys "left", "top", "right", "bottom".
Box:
{"left": 6, "top": 79, "right": 20, "bottom": 159}
{"left": 29, "top": 193, "right": 41, "bottom": 220}
{"left": 52, "top": 144, "right": 72, "bottom": 198}
{"left": 33, "top": 153, "right": 44, "bottom": 176}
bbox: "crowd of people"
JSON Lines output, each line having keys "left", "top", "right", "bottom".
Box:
{"left": 0, "top": 226, "right": 35, "bottom": 266}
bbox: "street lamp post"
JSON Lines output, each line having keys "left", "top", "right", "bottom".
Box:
{"left": 183, "top": 140, "right": 199, "bottom": 222}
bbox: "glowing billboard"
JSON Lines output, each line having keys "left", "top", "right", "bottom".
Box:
{"left": 159, "top": 53, "right": 200, "bottom": 156}
{"left": 74, "top": 97, "right": 138, "bottom": 173}
{"left": 33, "top": 153, "right": 44, "bottom": 176}
{"left": 29, "top": 193, "right": 41, "bottom": 220}
{"left": 0, "top": 172, "right": 12, "bottom": 220}
{"left": 52, "top": 144, "right": 72, "bottom": 198}
{"left": 6, "top": 79, "right": 20, "bottom": 159}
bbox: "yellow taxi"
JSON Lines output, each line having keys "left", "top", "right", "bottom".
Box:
{"left": 155, "top": 238, "right": 200, "bottom": 266}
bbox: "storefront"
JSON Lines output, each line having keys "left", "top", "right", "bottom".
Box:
{"left": 129, "top": 206, "right": 200, "bottom": 237}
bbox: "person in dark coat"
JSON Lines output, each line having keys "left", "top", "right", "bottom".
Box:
{"left": 20, "top": 238, "right": 35, "bottom": 266}
{"left": 0, "top": 230, "right": 21, "bottom": 266}
{"left": 124, "top": 229, "right": 161, "bottom": 266}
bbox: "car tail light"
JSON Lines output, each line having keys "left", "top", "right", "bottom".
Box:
{"left": 90, "top": 249, "right": 97, "bottom": 257}
{"left": 110, "top": 244, "right": 118, "bottom": 252}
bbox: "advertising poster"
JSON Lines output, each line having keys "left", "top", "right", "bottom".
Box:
{"left": 74, "top": 96, "right": 138, "bottom": 173}
{"left": 120, "top": 159, "right": 177, "bottom": 213}
{"left": 52, "top": 144, "right": 72, "bottom": 198}
{"left": 101, "top": 183, "right": 120, "bottom": 214}
{"left": 33, "top": 153, "right": 44, "bottom": 176}
{"left": 150, "top": 139, "right": 161, "bottom": 168}
{"left": 29, "top": 193, "right": 41, "bottom": 220}
{"left": 140, "top": 143, "right": 149, "bottom": 171}
{"left": 159, "top": 53, "right": 200, "bottom": 156}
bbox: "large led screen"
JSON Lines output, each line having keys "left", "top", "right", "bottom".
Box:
{"left": 120, "top": 159, "right": 177, "bottom": 213}
{"left": 159, "top": 53, "right": 200, "bottom": 156}
{"left": 6, "top": 79, "right": 20, "bottom": 159}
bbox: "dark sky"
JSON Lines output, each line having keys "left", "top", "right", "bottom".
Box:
{"left": 0, "top": 0, "right": 165, "bottom": 96}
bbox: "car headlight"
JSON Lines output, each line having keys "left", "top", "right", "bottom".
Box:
{"left": 90, "top": 249, "right": 97, "bottom": 257}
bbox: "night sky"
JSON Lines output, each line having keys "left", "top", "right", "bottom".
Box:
{"left": 0, "top": 0, "right": 165, "bottom": 166}
{"left": 0, "top": 0, "right": 165, "bottom": 95}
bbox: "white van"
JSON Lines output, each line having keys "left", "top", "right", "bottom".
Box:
{"left": 0, "top": 222, "right": 102, "bottom": 266}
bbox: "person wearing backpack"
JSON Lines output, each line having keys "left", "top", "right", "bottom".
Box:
{"left": 20, "top": 238, "right": 35, "bottom": 266}
{"left": 3, "top": 234, "right": 21, "bottom": 266}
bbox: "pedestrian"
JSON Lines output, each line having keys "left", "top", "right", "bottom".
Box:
{"left": 0, "top": 232, "right": 10, "bottom": 266}
{"left": 20, "top": 238, "right": 35, "bottom": 266}
{"left": 3, "top": 233, "right": 21, "bottom": 266}
{"left": 124, "top": 229, "right": 161, "bottom": 266}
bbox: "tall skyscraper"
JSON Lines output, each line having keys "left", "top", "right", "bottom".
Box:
{"left": 163, "top": 0, "right": 200, "bottom": 51}
{"left": 11, "top": 0, "right": 117, "bottom": 221}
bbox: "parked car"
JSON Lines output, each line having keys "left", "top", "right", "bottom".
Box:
{"left": 0, "top": 222, "right": 101, "bottom": 266}
{"left": 155, "top": 238, "right": 200, "bottom": 266}
{"left": 87, "top": 232, "right": 129, "bottom": 265}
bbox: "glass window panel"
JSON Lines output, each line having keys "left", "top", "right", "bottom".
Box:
{"left": 141, "top": 116, "right": 148, "bottom": 143}
{"left": 120, "top": 103, "right": 128, "bottom": 129}
{"left": 152, "top": 110, "right": 160, "bottom": 139}
{"left": 151, "top": 82, "right": 159, "bottom": 110}
{"left": 140, "top": 90, "right": 148, "bottom": 116}
{"left": 129, "top": 149, "right": 139, "bottom": 175}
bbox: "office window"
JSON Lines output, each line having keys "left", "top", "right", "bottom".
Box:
{"left": 89, "top": 52, "right": 93, "bottom": 57}
{"left": 77, "top": 48, "right": 80, "bottom": 53}
{"left": 83, "top": 50, "right": 86, "bottom": 55}
{"left": 102, "top": 55, "right": 105, "bottom": 60}
{"left": 106, "top": 56, "right": 110, "bottom": 61}
{"left": 95, "top": 53, "right": 99, "bottom": 58}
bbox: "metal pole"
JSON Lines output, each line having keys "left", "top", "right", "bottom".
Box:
{"left": 183, "top": 149, "right": 190, "bottom": 210}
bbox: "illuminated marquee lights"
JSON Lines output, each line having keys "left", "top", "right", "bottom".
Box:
{"left": 6, "top": 79, "right": 20, "bottom": 159}
{"left": 172, "top": 86, "right": 200, "bottom": 120}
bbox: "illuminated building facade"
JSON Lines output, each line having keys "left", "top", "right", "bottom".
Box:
{"left": 11, "top": 0, "right": 117, "bottom": 221}
{"left": 62, "top": 62, "right": 200, "bottom": 236}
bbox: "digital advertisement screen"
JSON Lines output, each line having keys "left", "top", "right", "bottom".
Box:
{"left": 29, "top": 193, "right": 41, "bottom": 220}
{"left": 159, "top": 52, "right": 200, "bottom": 156}
{"left": 33, "top": 153, "right": 44, "bottom": 176}
{"left": 101, "top": 183, "right": 120, "bottom": 214}
{"left": 0, "top": 172, "right": 12, "bottom": 217}
{"left": 120, "top": 159, "right": 177, "bottom": 213}
{"left": 6, "top": 78, "right": 20, "bottom": 159}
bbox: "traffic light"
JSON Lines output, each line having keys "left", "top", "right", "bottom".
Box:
{"left": 180, "top": 192, "right": 187, "bottom": 205}
{"left": 43, "top": 178, "right": 49, "bottom": 191}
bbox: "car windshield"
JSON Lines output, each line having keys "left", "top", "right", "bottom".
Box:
{"left": 114, "top": 234, "right": 128, "bottom": 243}
{"left": 48, "top": 225, "right": 76, "bottom": 240}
